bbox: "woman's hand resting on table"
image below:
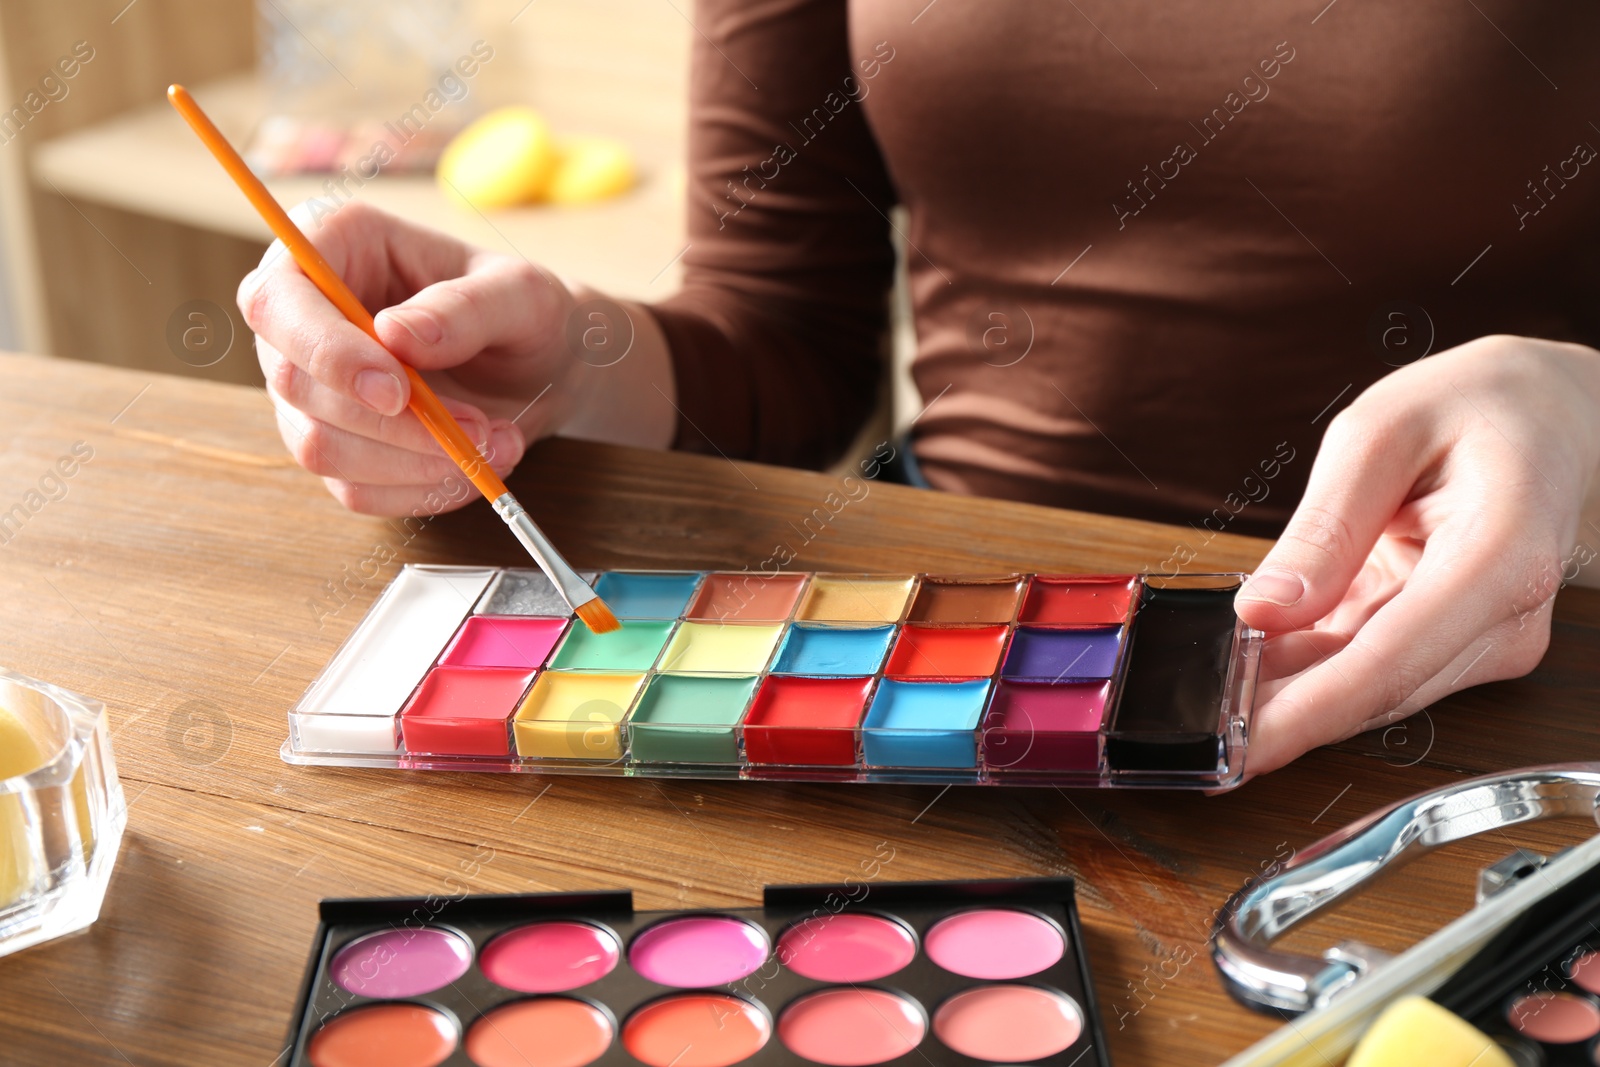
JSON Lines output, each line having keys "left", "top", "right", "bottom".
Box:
{"left": 1236, "top": 334, "right": 1600, "bottom": 775}
{"left": 237, "top": 201, "right": 675, "bottom": 517}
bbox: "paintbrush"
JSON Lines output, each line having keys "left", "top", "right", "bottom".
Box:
{"left": 167, "top": 84, "right": 619, "bottom": 633}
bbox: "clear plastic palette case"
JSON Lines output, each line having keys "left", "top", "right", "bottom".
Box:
{"left": 282, "top": 566, "right": 1262, "bottom": 789}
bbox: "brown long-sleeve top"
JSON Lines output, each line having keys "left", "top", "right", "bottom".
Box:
{"left": 648, "top": 0, "right": 1600, "bottom": 537}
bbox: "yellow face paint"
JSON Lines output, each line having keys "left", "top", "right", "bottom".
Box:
{"left": 797, "top": 576, "right": 916, "bottom": 623}
{"left": 658, "top": 623, "right": 785, "bottom": 674}
{"left": 513, "top": 673, "right": 645, "bottom": 760}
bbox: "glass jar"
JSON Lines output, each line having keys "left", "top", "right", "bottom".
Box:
{"left": 0, "top": 668, "right": 125, "bottom": 959}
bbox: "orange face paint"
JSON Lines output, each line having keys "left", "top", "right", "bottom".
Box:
{"left": 883, "top": 625, "right": 1010, "bottom": 679}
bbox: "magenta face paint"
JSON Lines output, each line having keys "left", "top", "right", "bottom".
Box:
{"left": 440, "top": 615, "right": 568, "bottom": 669}
{"left": 924, "top": 908, "right": 1064, "bottom": 980}
{"left": 628, "top": 915, "right": 770, "bottom": 987}
{"left": 329, "top": 927, "right": 474, "bottom": 998}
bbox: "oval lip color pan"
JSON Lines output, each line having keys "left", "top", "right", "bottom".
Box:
{"left": 932, "top": 985, "right": 1084, "bottom": 1061}
{"left": 1507, "top": 991, "right": 1600, "bottom": 1044}
{"left": 1571, "top": 950, "right": 1600, "bottom": 995}
{"left": 629, "top": 915, "right": 770, "bottom": 987}
{"left": 328, "top": 926, "right": 474, "bottom": 999}
{"left": 464, "top": 996, "right": 615, "bottom": 1067}
{"left": 623, "top": 993, "right": 772, "bottom": 1067}
{"left": 479, "top": 921, "right": 621, "bottom": 993}
{"left": 923, "top": 908, "right": 1065, "bottom": 980}
{"left": 307, "top": 1002, "right": 459, "bottom": 1067}
{"left": 778, "top": 987, "right": 927, "bottom": 1066}
{"left": 776, "top": 913, "right": 918, "bottom": 983}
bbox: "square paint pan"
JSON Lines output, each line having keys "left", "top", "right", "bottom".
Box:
{"left": 281, "top": 877, "right": 1112, "bottom": 1067}
{"left": 284, "top": 567, "right": 1261, "bottom": 790}
{"left": 627, "top": 674, "right": 759, "bottom": 765}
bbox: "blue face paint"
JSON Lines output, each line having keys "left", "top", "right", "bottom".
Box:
{"left": 862, "top": 679, "right": 993, "bottom": 768}
{"left": 592, "top": 572, "right": 703, "bottom": 619}
{"left": 772, "top": 624, "right": 895, "bottom": 676}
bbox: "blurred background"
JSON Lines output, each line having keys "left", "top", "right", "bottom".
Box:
{"left": 0, "top": 0, "right": 691, "bottom": 387}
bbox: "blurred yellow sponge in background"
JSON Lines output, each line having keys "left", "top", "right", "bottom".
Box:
{"left": 438, "top": 108, "right": 634, "bottom": 210}
{"left": 547, "top": 135, "right": 635, "bottom": 204}
{"left": 438, "top": 106, "right": 555, "bottom": 210}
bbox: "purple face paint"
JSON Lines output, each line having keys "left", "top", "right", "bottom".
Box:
{"left": 1001, "top": 627, "right": 1123, "bottom": 681}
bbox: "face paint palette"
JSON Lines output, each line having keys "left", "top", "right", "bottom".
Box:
{"left": 283, "top": 566, "right": 1261, "bottom": 789}
{"left": 283, "top": 877, "right": 1110, "bottom": 1067}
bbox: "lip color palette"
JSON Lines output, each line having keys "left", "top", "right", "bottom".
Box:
{"left": 283, "top": 877, "right": 1110, "bottom": 1067}
{"left": 1429, "top": 849, "right": 1600, "bottom": 1065}
{"left": 283, "top": 566, "right": 1262, "bottom": 788}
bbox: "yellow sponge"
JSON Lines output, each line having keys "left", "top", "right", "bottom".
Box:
{"left": 546, "top": 135, "right": 635, "bottom": 205}
{"left": 1347, "top": 997, "right": 1513, "bottom": 1067}
{"left": 0, "top": 704, "right": 45, "bottom": 908}
{"left": 438, "top": 106, "right": 556, "bottom": 210}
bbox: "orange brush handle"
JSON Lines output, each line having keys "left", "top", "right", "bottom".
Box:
{"left": 166, "top": 85, "right": 509, "bottom": 503}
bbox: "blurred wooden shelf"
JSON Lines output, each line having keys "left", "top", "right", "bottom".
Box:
{"left": 30, "top": 73, "right": 688, "bottom": 300}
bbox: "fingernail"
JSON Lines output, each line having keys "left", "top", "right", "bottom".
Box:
{"left": 354, "top": 369, "right": 406, "bottom": 416}
{"left": 1239, "top": 569, "right": 1305, "bottom": 607}
{"left": 486, "top": 423, "right": 525, "bottom": 467}
{"left": 237, "top": 271, "right": 263, "bottom": 327}
{"left": 382, "top": 308, "right": 443, "bottom": 346}
{"left": 457, "top": 412, "right": 489, "bottom": 452}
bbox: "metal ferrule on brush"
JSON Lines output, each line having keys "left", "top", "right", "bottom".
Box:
{"left": 491, "top": 493, "right": 598, "bottom": 610}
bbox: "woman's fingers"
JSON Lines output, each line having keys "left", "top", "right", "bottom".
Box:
{"left": 277, "top": 199, "right": 472, "bottom": 309}
{"left": 260, "top": 339, "right": 475, "bottom": 456}
{"left": 320, "top": 477, "right": 483, "bottom": 518}
{"left": 272, "top": 405, "right": 462, "bottom": 488}
{"left": 374, "top": 255, "right": 568, "bottom": 377}
{"left": 1258, "top": 628, "right": 1351, "bottom": 688}
{"left": 240, "top": 201, "right": 521, "bottom": 419}
{"left": 239, "top": 200, "right": 558, "bottom": 512}
{"left": 299, "top": 416, "right": 527, "bottom": 517}
{"left": 1235, "top": 408, "right": 1432, "bottom": 634}
{"left": 1246, "top": 513, "right": 1549, "bottom": 774}
{"left": 270, "top": 391, "right": 525, "bottom": 488}
{"left": 242, "top": 258, "right": 411, "bottom": 416}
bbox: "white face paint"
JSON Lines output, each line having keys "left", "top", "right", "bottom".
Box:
{"left": 291, "top": 566, "right": 494, "bottom": 753}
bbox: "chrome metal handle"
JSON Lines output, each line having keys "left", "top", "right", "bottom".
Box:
{"left": 1212, "top": 763, "right": 1600, "bottom": 1014}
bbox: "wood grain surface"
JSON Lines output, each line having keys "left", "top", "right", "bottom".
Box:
{"left": 1, "top": 351, "right": 1596, "bottom": 1066}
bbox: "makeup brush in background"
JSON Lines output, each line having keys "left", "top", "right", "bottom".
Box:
{"left": 167, "top": 84, "right": 619, "bottom": 634}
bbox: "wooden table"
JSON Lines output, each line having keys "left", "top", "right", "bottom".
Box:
{"left": 2, "top": 352, "right": 1597, "bottom": 1066}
